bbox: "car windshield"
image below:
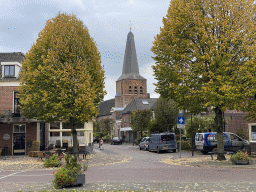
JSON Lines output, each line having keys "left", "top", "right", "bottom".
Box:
{"left": 161, "top": 134, "right": 174, "bottom": 141}
{"left": 113, "top": 137, "right": 119, "bottom": 140}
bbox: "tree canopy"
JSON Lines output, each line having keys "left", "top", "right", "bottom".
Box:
{"left": 150, "top": 97, "right": 179, "bottom": 133}
{"left": 151, "top": 0, "right": 256, "bottom": 160}
{"left": 131, "top": 109, "right": 152, "bottom": 138}
{"left": 19, "top": 12, "right": 105, "bottom": 157}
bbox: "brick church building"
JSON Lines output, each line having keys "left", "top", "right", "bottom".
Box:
{"left": 97, "top": 30, "right": 157, "bottom": 142}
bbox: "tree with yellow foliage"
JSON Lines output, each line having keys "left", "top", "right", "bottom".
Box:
{"left": 151, "top": 0, "right": 256, "bottom": 160}
{"left": 19, "top": 12, "right": 105, "bottom": 158}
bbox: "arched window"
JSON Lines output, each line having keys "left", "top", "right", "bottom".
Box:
{"left": 134, "top": 86, "right": 137, "bottom": 95}
{"left": 140, "top": 86, "right": 143, "bottom": 94}
{"left": 129, "top": 86, "right": 132, "bottom": 94}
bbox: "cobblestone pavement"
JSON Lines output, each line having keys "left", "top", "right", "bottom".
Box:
{"left": 1, "top": 144, "right": 256, "bottom": 192}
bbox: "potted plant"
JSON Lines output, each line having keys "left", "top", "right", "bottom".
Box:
{"left": 230, "top": 150, "right": 251, "bottom": 165}
{"left": 53, "top": 153, "right": 87, "bottom": 189}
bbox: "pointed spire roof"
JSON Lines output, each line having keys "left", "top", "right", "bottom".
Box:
{"left": 117, "top": 31, "right": 145, "bottom": 81}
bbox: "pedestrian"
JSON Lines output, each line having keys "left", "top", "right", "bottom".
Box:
{"left": 100, "top": 139, "right": 103, "bottom": 150}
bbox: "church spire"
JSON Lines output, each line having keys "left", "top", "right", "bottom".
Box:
{"left": 116, "top": 30, "right": 145, "bottom": 81}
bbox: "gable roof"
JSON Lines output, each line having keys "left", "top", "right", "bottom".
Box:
{"left": 0, "top": 52, "right": 25, "bottom": 63}
{"left": 122, "top": 98, "right": 158, "bottom": 114}
{"left": 97, "top": 99, "right": 115, "bottom": 117}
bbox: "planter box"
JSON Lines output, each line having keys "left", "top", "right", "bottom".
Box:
{"left": 233, "top": 160, "right": 249, "bottom": 165}
{"left": 73, "top": 174, "right": 85, "bottom": 186}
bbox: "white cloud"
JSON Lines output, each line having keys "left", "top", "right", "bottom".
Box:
{"left": 129, "top": 0, "right": 135, "bottom": 4}
{"left": 103, "top": 75, "right": 119, "bottom": 101}
{"left": 140, "top": 62, "right": 159, "bottom": 98}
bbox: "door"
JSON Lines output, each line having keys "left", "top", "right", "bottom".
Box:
{"left": 230, "top": 133, "right": 243, "bottom": 151}
{"left": 13, "top": 133, "right": 25, "bottom": 155}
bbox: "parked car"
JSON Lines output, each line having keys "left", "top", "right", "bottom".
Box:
{"left": 195, "top": 132, "right": 250, "bottom": 154}
{"left": 139, "top": 137, "right": 151, "bottom": 151}
{"left": 148, "top": 132, "right": 177, "bottom": 153}
{"left": 111, "top": 137, "right": 122, "bottom": 145}
{"left": 93, "top": 137, "right": 99, "bottom": 143}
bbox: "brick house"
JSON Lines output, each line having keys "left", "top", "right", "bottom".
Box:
{"left": 0, "top": 52, "right": 94, "bottom": 155}
{"left": 0, "top": 52, "right": 41, "bottom": 155}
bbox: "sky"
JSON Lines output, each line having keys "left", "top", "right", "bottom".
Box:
{"left": 0, "top": 0, "right": 171, "bottom": 101}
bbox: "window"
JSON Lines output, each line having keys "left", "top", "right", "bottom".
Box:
{"left": 134, "top": 86, "right": 137, "bottom": 95}
{"left": 13, "top": 124, "right": 25, "bottom": 133}
{"left": 50, "top": 122, "right": 60, "bottom": 129}
{"left": 129, "top": 86, "right": 132, "bottom": 94}
{"left": 4, "top": 65, "right": 15, "bottom": 77}
{"left": 140, "top": 87, "right": 143, "bottom": 94}
{"left": 251, "top": 125, "right": 256, "bottom": 141}
{"left": 14, "top": 92, "right": 20, "bottom": 113}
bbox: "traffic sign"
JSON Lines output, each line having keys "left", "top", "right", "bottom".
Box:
{"left": 177, "top": 117, "right": 185, "bottom": 129}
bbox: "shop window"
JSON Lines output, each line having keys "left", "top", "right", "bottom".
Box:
{"left": 129, "top": 86, "right": 132, "bottom": 94}
{"left": 140, "top": 87, "right": 143, "bottom": 94}
{"left": 134, "top": 86, "right": 137, "bottom": 95}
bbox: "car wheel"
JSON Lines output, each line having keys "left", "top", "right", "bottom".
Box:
{"left": 139, "top": 146, "right": 142, "bottom": 150}
{"left": 157, "top": 147, "right": 160, "bottom": 154}
{"left": 172, "top": 149, "right": 176, "bottom": 153}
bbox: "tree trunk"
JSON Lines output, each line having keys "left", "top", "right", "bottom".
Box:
{"left": 214, "top": 107, "right": 226, "bottom": 161}
{"left": 72, "top": 122, "right": 79, "bottom": 160}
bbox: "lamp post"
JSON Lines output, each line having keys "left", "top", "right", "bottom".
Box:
{"left": 191, "top": 113, "right": 194, "bottom": 156}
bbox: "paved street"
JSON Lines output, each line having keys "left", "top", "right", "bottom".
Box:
{"left": 0, "top": 143, "right": 256, "bottom": 191}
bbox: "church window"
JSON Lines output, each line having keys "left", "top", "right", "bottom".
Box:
{"left": 134, "top": 86, "right": 137, "bottom": 95}
{"left": 129, "top": 86, "right": 132, "bottom": 94}
{"left": 140, "top": 87, "right": 143, "bottom": 94}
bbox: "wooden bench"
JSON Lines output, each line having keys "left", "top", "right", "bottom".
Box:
{"left": 208, "top": 151, "right": 234, "bottom": 160}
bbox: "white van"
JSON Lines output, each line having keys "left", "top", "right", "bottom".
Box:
{"left": 195, "top": 132, "right": 249, "bottom": 154}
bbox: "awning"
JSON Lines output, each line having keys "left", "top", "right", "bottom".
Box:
{"left": 120, "top": 127, "right": 133, "bottom": 131}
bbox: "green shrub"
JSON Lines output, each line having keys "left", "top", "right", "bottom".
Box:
{"left": 43, "top": 154, "right": 61, "bottom": 168}
{"left": 230, "top": 150, "right": 251, "bottom": 162}
{"left": 236, "top": 129, "right": 246, "bottom": 140}
{"left": 32, "top": 141, "right": 40, "bottom": 151}
{"left": 135, "top": 138, "right": 142, "bottom": 145}
{"left": 102, "top": 135, "right": 111, "bottom": 143}
{"left": 176, "top": 140, "right": 191, "bottom": 151}
{"left": 53, "top": 153, "right": 86, "bottom": 188}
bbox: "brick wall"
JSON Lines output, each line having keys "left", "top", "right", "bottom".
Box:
{"left": 0, "top": 86, "right": 18, "bottom": 114}
{"left": 224, "top": 112, "right": 254, "bottom": 140}
{"left": 0, "top": 122, "right": 37, "bottom": 156}
{"left": 115, "top": 79, "right": 148, "bottom": 108}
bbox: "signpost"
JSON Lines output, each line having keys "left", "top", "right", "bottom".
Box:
{"left": 177, "top": 117, "right": 185, "bottom": 158}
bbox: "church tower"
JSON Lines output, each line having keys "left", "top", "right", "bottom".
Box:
{"left": 115, "top": 30, "right": 149, "bottom": 108}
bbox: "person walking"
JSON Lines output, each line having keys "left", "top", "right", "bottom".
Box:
{"left": 100, "top": 139, "right": 103, "bottom": 150}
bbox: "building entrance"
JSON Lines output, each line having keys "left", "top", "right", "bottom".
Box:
{"left": 13, "top": 133, "right": 25, "bottom": 155}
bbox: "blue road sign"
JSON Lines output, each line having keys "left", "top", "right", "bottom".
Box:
{"left": 177, "top": 117, "right": 185, "bottom": 124}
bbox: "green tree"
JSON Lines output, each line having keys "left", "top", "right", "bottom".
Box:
{"left": 131, "top": 109, "right": 152, "bottom": 138}
{"left": 151, "top": 0, "right": 256, "bottom": 160}
{"left": 19, "top": 12, "right": 105, "bottom": 159}
{"left": 153, "top": 97, "right": 179, "bottom": 133}
{"left": 98, "top": 119, "right": 114, "bottom": 136}
{"left": 185, "top": 114, "right": 215, "bottom": 147}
